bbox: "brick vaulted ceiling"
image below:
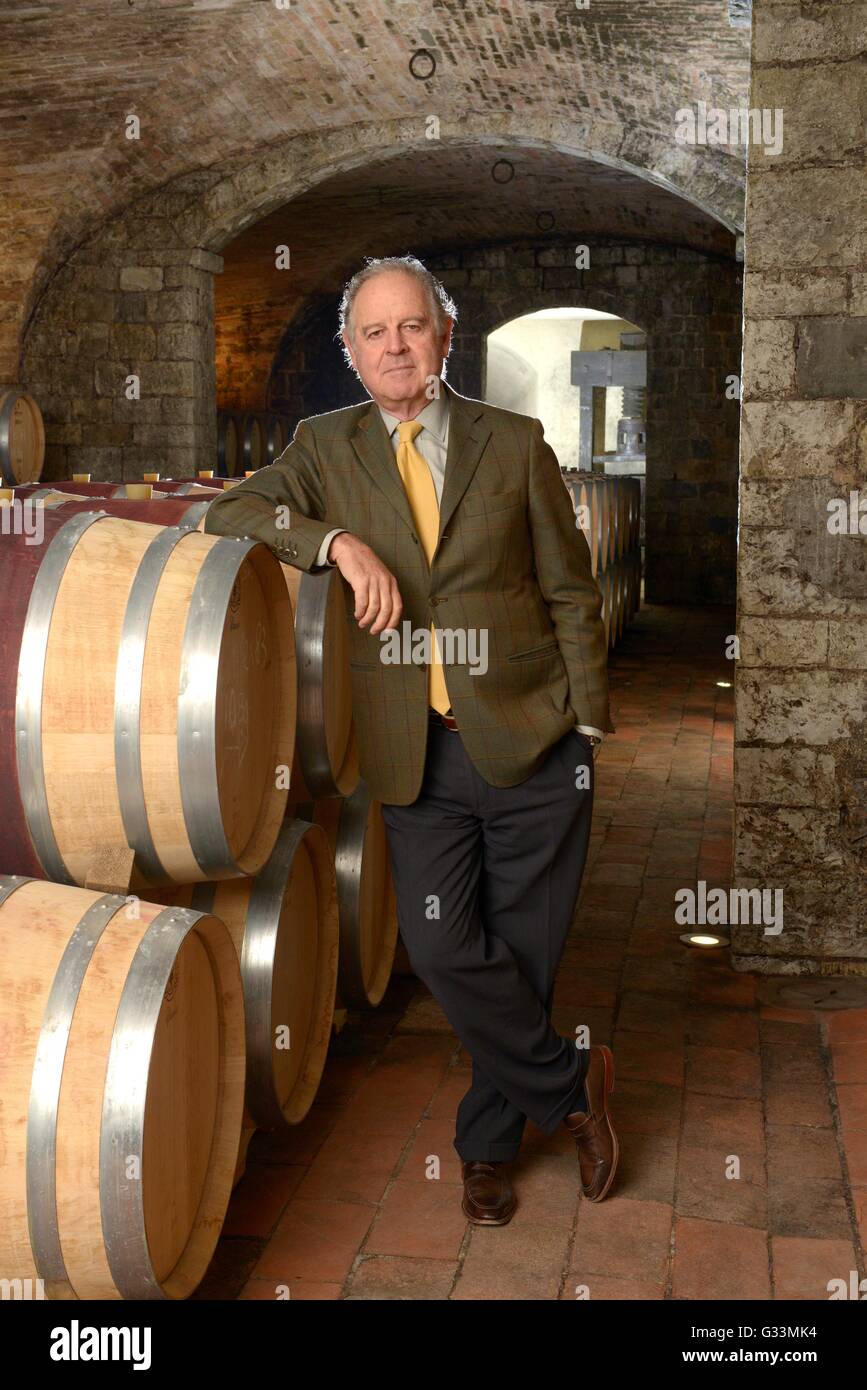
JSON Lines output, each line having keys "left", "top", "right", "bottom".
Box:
{"left": 0, "top": 0, "right": 750, "bottom": 381}
{"left": 214, "top": 144, "right": 737, "bottom": 407}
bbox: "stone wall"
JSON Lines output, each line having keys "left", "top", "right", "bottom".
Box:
{"left": 270, "top": 239, "right": 743, "bottom": 605}
{"left": 22, "top": 245, "right": 222, "bottom": 482}
{"left": 733, "top": 0, "right": 867, "bottom": 972}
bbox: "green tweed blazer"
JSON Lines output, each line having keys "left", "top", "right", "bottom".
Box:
{"left": 204, "top": 379, "right": 614, "bottom": 805}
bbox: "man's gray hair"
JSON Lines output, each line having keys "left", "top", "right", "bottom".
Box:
{"left": 337, "top": 255, "right": 458, "bottom": 358}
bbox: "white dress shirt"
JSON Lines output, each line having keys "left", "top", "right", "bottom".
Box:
{"left": 314, "top": 392, "right": 603, "bottom": 745}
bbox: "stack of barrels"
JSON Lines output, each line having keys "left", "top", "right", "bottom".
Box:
{"left": 217, "top": 410, "right": 289, "bottom": 477}
{"left": 562, "top": 471, "right": 642, "bottom": 648}
{"left": 0, "top": 474, "right": 398, "bottom": 1299}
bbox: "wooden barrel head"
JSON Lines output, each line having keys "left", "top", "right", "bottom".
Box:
{"left": 225, "top": 818, "right": 339, "bottom": 1130}
{"left": 308, "top": 785, "right": 398, "bottom": 1009}
{"left": 271, "top": 821, "right": 338, "bottom": 1125}
{"left": 264, "top": 415, "right": 286, "bottom": 465}
{"left": 217, "top": 414, "right": 238, "bottom": 478}
{"left": 0, "top": 878, "right": 245, "bottom": 1300}
{"left": 142, "top": 927, "right": 220, "bottom": 1283}
{"left": 240, "top": 415, "right": 264, "bottom": 473}
{"left": 153, "top": 819, "right": 339, "bottom": 1133}
{"left": 0, "top": 389, "right": 45, "bottom": 486}
{"left": 214, "top": 544, "right": 296, "bottom": 869}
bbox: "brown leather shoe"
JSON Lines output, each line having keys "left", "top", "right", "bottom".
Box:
{"left": 563, "top": 1044, "right": 619, "bottom": 1202}
{"left": 460, "top": 1160, "right": 517, "bottom": 1225}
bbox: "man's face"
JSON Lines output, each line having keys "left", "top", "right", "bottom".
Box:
{"left": 342, "top": 270, "right": 453, "bottom": 417}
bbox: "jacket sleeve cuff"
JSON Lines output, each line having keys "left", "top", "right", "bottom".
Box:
{"left": 204, "top": 490, "right": 335, "bottom": 572}
{"left": 576, "top": 725, "right": 604, "bottom": 742}
{"left": 314, "top": 528, "right": 348, "bottom": 568}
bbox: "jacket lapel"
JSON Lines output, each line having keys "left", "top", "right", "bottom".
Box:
{"left": 350, "top": 402, "right": 417, "bottom": 537}
{"left": 436, "top": 383, "right": 492, "bottom": 543}
{"left": 348, "top": 380, "right": 492, "bottom": 548}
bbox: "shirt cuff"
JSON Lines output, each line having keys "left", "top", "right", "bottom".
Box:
{"left": 315, "top": 528, "right": 347, "bottom": 568}
{"left": 576, "top": 725, "right": 604, "bottom": 742}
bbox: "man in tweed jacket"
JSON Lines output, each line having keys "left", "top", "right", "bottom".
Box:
{"left": 205, "top": 255, "right": 619, "bottom": 1222}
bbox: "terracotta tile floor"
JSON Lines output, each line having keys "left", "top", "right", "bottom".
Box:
{"left": 194, "top": 602, "right": 867, "bottom": 1301}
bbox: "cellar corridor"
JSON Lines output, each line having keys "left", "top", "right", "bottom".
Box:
{"left": 196, "top": 603, "right": 867, "bottom": 1301}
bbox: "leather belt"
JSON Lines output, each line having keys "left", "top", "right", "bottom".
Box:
{"left": 428, "top": 707, "right": 459, "bottom": 731}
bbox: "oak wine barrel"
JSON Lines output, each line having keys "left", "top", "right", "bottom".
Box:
{"left": 217, "top": 412, "right": 239, "bottom": 478}
{"left": 16, "top": 481, "right": 169, "bottom": 500}
{"left": 598, "top": 566, "right": 610, "bottom": 648}
{"left": 608, "top": 479, "right": 622, "bottom": 561}
{"left": 605, "top": 478, "right": 620, "bottom": 562}
{"left": 295, "top": 781, "right": 398, "bottom": 1009}
{"left": 13, "top": 482, "right": 114, "bottom": 498}
{"left": 239, "top": 413, "right": 264, "bottom": 473}
{"left": 0, "top": 875, "right": 245, "bottom": 1300}
{"left": 263, "top": 414, "right": 286, "bottom": 465}
{"left": 568, "top": 475, "right": 607, "bottom": 578}
{"left": 594, "top": 477, "right": 611, "bottom": 574}
{"left": 0, "top": 388, "right": 45, "bottom": 486}
{"left": 612, "top": 566, "right": 622, "bottom": 648}
{"left": 1, "top": 488, "right": 70, "bottom": 507}
{"left": 283, "top": 566, "right": 359, "bottom": 799}
{"left": 628, "top": 547, "right": 642, "bottom": 617}
{"left": 563, "top": 475, "right": 591, "bottom": 571}
{"left": 154, "top": 817, "right": 339, "bottom": 1129}
{"left": 14, "top": 481, "right": 117, "bottom": 498}
{"left": 562, "top": 470, "right": 641, "bottom": 647}
{"left": 12, "top": 492, "right": 219, "bottom": 530}
{"left": 150, "top": 480, "right": 223, "bottom": 497}
{"left": 0, "top": 510, "right": 294, "bottom": 887}
{"left": 626, "top": 478, "right": 641, "bottom": 551}
{"left": 618, "top": 480, "right": 630, "bottom": 553}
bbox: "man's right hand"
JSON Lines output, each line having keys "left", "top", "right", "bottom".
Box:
{"left": 328, "top": 532, "right": 404, "bottom": 636}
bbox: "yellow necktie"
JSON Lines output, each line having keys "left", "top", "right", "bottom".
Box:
{"left": 395, "top": 419, "right": 451, "bottom": 715}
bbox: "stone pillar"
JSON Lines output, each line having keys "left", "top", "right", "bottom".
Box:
{"left": 23, "top": 247, "right": 222, "bottom": 480}
{"left": 734, "top": 0, "right": 867, "bottom": 972}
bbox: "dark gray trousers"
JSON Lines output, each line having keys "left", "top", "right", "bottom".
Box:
{"left": 381, "top": 719, "right": 594, "bottom": 1163}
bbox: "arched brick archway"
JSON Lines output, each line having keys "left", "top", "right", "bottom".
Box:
{"left": 20, "top": 113, "right": 744, "bottom": 340}
{"left": 191, "top": 119, "right": 743, "bottom": 259}
{"left": 20, "top": 116, "right": 742, "bottom": 479}
{"left": 17, "top": 111, "right": 744, "bottom": 377}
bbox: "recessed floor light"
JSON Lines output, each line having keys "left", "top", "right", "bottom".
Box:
{"left": 679, "top": 931, "right": 731, "bottom": 948}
